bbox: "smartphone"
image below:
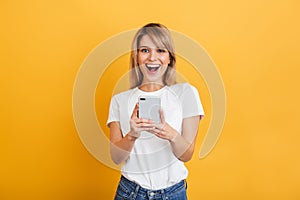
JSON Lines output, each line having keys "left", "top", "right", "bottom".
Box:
{"left": 138, "top": 96, "right": 161, "bottom": 124}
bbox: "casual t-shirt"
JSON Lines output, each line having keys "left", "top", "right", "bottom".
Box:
{"left": 107, "top": 83, "right": 204, "bottom": 190}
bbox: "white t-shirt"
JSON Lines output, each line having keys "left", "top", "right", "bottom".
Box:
{"left": 107, "top": 83, "right": 204, "bottom": 190}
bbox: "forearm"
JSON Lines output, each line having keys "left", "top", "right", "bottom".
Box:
{"left": 170, "top": 133, "right": 194, "bottom": 162}
{"left": 110, "top": 133, "right": 137, "bottom": 165}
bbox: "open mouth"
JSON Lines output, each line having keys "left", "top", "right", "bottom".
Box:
{"left": 145, "top": 64, "right": 160, "bottom": 72}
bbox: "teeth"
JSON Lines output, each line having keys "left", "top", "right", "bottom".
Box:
{"left": 146, "top": 64, "right": 160, "bottom": 68}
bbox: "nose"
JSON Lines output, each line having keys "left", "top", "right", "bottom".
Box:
{"left": 148, "top": 49, "right": 157, "bottom": 61}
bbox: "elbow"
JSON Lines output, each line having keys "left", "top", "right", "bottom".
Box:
{"left": 111, "top": 157, "right": 122, "bottom": 165}
{"left": 110, "top": 152, "right": 124, "bottom": 165}
{"left": 178, "top": 149, "right": 194, "bottom": 162}
{"left": 110, "top": 146, "right": 123, "bottom": 165}
{"left": 110, "top": 149, "right": 124, "bottom": 165}
{"left": 178, "top": 154, "right": 193, "bottom": 162}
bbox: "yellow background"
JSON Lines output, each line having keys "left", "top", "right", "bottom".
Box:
{"left": 1, "top": 0, "right": 300, "bottom": 199}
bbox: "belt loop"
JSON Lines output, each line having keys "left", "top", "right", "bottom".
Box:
{"left": 132, "top": 184, "right": 140, "bottom": 199}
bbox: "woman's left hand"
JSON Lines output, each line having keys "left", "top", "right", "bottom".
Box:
{"left": 149, "top": 109, "right": 179, "bottom": 142}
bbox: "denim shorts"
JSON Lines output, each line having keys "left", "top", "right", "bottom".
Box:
{"left": 114, "top": 175, "right": 188, "bottom": 200}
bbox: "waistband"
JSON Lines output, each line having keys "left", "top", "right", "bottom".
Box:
{"left": 120, "top": 175, "right": 187, "bottom": 196}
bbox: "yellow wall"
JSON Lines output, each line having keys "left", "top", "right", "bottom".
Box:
{"left": 1, "top": 0, "right": 300, "bottom": 199}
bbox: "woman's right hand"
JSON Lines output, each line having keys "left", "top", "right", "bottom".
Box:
{"left": 128, "top": 103, "right": 154, "bottom": 139}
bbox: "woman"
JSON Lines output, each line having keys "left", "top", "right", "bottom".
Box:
{"left": 107, "top": 23, "right": 204, "bottom": 200}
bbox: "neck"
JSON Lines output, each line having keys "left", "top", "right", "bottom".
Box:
{"left": 138, "top": 82, "right": 165, "bottom": 92}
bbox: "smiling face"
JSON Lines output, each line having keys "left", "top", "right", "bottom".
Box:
{"left": 130, "top": 23, "right": 176, "bottom": 89}
{"left": 137, "top": 34, "right": 170, "bottom": 86}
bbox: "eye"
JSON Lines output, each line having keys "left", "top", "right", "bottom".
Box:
{"left": 157, "top": 48, "right": 167, "bottom": 53}
{"left": 139, "top": 48, "right": 149, "bottom": 53}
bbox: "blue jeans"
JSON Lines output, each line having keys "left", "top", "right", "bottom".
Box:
{"left": 114, "top": 176, "right": 188, "bottom": 200}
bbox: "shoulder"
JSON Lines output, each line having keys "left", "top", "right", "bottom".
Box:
{"left": 169, "top": 82, "right": 198, "bottom": 96}
{"left": 111, "top": 88, "right": 135, "bottom": 100}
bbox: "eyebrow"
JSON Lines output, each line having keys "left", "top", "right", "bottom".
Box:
{"left": 139, "top": 46, "right": 153, "bottom": 48}
{"left": 138, "top": 46, "right": 167, "bottom": 49}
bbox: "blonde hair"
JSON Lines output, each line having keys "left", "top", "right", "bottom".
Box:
{"left": 129, "top": 23, "right": 176, "bottom": 88}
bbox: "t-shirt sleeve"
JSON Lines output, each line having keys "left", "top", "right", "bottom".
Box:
{"left": 106, "top": 95, "right": 120, "bottom": 127}
{"left": 181, "top": 84, "right": 205, "bottom": 119}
